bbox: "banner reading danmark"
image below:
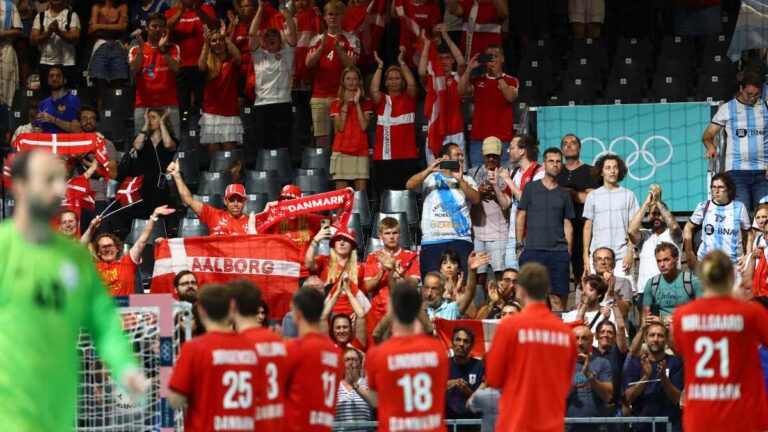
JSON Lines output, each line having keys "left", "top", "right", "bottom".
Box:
{"left": 151, "top": 234, "right": 301, "bottom": 319}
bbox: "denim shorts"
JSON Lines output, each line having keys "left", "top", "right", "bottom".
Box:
{"left": 89, "top": 41, "right": 129, "bottom": 81}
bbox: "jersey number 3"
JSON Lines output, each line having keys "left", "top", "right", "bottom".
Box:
{"left": 694, "top": 336, "right": 730, "bottom": 378}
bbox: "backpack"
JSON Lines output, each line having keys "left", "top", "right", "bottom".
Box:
{"left": 650, "top": 270, "right": 695, "bottom": 306}
{"left": 39, "top": 8, "right": 74, "bottom": 32}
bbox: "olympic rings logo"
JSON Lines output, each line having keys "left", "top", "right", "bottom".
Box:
{"left": 581, "top": 136, "right": 674, "bottom": 181}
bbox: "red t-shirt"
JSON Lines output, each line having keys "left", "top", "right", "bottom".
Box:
{"left": 203, "top": 58, "right": 240, "bottom": 117}
{"left": 363, "top": 247, "right": 420, "bottom": 321}
{"left": 294, "top": 7, "right": 323, "bottom": 82}
{"left": 365, "top": 334, "right": 449, "bottom": 432}
{"left": 374, "top": 93, "right": 418, "bottom": 161}
{"left": 199, "top": 204, "right": 249, "bottom": 236}
{"left": 96, "top": 254, "right": 138, "bottom": 296}
{"left": 129, "top": 43, "right": 180, "bottom": 108}
{"left": 308, "top": 32, "right": 360, "bottom": 98}
{"left": 470, "top": 73, "right": 519, "bottom": 141}
{"left": 232, "top": 22, "right": 252, "bottom": 78}
{"left": 284, "top": 333, "right": 343, "bottom": 432}
{"left": 394, "top": 0, "right": 441, "bottom": 67}
{"left": 313, "top": 255, "right": 367, "bottom": 317}
{"left": 165, "top": 5, "right": 217, "bottom": 67}
{"left": 241, "top": 327, "right": 289, "bottom": 432}
{"left": 330, "top": 98, "right": 374, "bottom": 156}
{"left": 485, "top": 303, "right": 577, "bottom": 432}
{"left": 263, "top": 214, "right": 323, "bottom": 278}
{"left": 458, "top": 0, "right": 503, "bottom": 59}
{"left": 672, "top": 297, "right": 768, "bottom": 432}
{"left": 169, "top": 331, "right": 259, "bottom": 432}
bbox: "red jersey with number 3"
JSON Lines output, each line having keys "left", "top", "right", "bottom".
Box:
{"left": 672, "top": 297, "right": 768, "bottom": 432}
{"left": 241, "top": 327, "right": 288, "bottom": 432}
{"left": 285, "top": 333, "right": 343, "bottom": 432}
{"left": 168, "top": 331, "right": 260, "bottom": 432}
{"left": 365, "top": 334, "right": 448, "bottom": 432}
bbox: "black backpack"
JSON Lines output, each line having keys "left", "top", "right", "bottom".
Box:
{"left": 39, "top": 8, "right": 75, "bottom": 32}
{"left": 649, "top": 270, "right": 696, "bottom": 306}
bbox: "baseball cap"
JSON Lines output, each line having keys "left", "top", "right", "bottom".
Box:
{"left": 482, "top": 136, "right": 502, "bottom": 156}
{"left": 225, "top": 184, "right": 246, "bottom": 200}
{"left": 279, "top": 184, "right": 302, "bottom": 200}
{"left": 330, "top": 227, "right": 358, "bottom": 249}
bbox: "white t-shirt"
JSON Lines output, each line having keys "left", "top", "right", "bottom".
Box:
{"left": 0, "top": 1, "right": 22, "bottom": 46}
{"left": 32, "top": 9, "right": 80, "bottom": 66}
{"left": 421, "top": 172, "right": 478, "bottom": 244}
{"left": 583, "top": 186, "right": 639, "bottom": 261}
{"left": 507, "top": 164, "right": 544, "bottom": 239}
{"left": 252, "top": 45, "right": 295, "bottom": 106}
{"left": 561, "top": 308, "right": 618, "bottom": 348}
{"left": 635, "top": 228, "right": 681, "bottom": 294}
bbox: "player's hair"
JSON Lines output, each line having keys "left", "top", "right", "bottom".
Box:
{"left": 229, "top": 280, "right": 264, "bottom": 317}
{"left": 438, "top": 143, "right": 460, "bottom": 159}
{"left": 378, "top": 216, "right": 400, "bottom": 233}
{"left": 515, "top": 134, "right": 539, "bottom": 161}
{"left": 451, "top": 326, "right": 476, "bottom": 348}
{"left": 592, "top": 154, "right": 628, "bottom": 183}
{"left": 78, "top": 105, "right": 99, "bottom": 122}
{"left": 561, "top": 133, "right": 581, "bottom": 147}
{"left": 583, "top": 274, "right": 608, "bottom": 301}
{"left": 742, "top": 71, "right": 763, "bottom": 89}
{"left": 59, "top": 209, "right": 78, "bottom": 223}
{"left": 596, "top": 319, "right": 616, "bottom": 335}
{"left": 710, "top": 172, "right": 736, "bottom": 201}
{"left": 654, "top": 242, "right": 679, "bottom": 259}
{"left": 542, "top": 147, "right": 562, "bottom": 160}
{"left": 390, "top": 282, "right": 423, "bottom": 325}
{"left": 698, "top": 250, "right": 734, "bottom": 295}
{"left": 292, "top": 286, "right": 325, "bottom": 324}
{"left": 198, "top": 283, "right": 233, "bottom": 322}
{"left": 518, "top": 262, "right": 550, "bottom": 301}
{"left": 93, "top": 233, "right": 124, "bottom": 259}
{"left": 324, "top": 0, "right": 345, "bottom": 15}
{"left": 644, "top": 321, "right": 669, "bottom": 339}
{"left": 173, "top": 270, "right": 197, "bottom": 288}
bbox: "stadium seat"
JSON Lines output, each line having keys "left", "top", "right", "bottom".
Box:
{"left": 650, "top": 75, "right": 689, "bottom": 102}
{"left": 185, "top": 194, "right": 218, "bottom": 219}
{"left": 603, "top": 76, "right": 644, "bottom": 104}
{"left": 179, "top": 217, "right": 210, "bottom": 238}
{"left": 520, "top": 39, "right": 561, "bottom": 75}
{"left": 346, "top": 213, "right": 365, "bottom": 255}
{"left": 183, "top": 109, "right": 202, "bottom": 134}
{"left": 240, "top": 106, "right": 256, "bottom": 129}
{"left": 558, "top": 77, "right": 597, "bottom": 105}
{"left": 700, "top": 54, "right": 736, "bottom": 83}
{"left": 695, "top": 74, "right": 735, "bottom": 102}
{"left": 380, "top": 190, "right": 419, "bottom": 227}
{"left": 209, "top": 149, "right": 243, "bottom": 173}
{"left": 294, "top": 174, "right": 329, "bottom": 196}
{"left": 294, "top": 167, "right": 328, "bottom": 180}
{"left": 197, "top": 171, "right": 233, "bottom": 205}
{"left": 659, "top": 35, "right": 695, "bottom": 68}
{"left": 176, "top": 150, "right": 200, "bottom": 187}
{"left": 106, "top": 179, "right": 119, "bottom": 199}
{"left": 364, "top": 237, "right": 384, "bottom": 258}
{"left": 11, "top": 88, "right": 42, "bottom": 114}
{"left": 125, "top": 218, "right": 168, "bottom": 287}
{"left": 517, "top": 59, "right": 555, "bottom": 99}
{"left": 699, "top": 33, "right": 730, "bottom": 60}
{"left": 71, "top": 87, "right": 95, "bottom": 106}
{"left": 516, "top": 81, "right": 543, "bottom": 107}
{"left": 301, "top": 146, "right": 332, "bottom": 171}
{"left": 614, "top": 37, "right": 652, "bottom": 68}
{"left": 655, "top": 56, "right": 692, "bottom": 83}
{"left": 244, "top": 170, "right": 281, "bottom": 201}
{"left": 180, "top": 129, "right": 201, "bottom": 152}
{"left": 8, "top": 109, "right": 26, "bottom": 139}
{"left": 102, "top": 87, "right": 135, "bottom": 119}
{"left": 571, "top": 38, "right": 608, "bottom": 71}
{"left": 99, "top": 108, "right": 129, "bottom": 142}
{"left": 352, "top": 189, "right": 372, "bottom": 228}
{"left": 610, "top": 56, "right": 649, "bottom": 89}
{"left": 370, "top": 212, "right": 411, "bottom": 248}
{"left": 255, "top": 148, "right": 291, "bottom": 184}
{"left": 242, "top": 127, "right": 259, "bottom": 166}
{"left": 244, "top": 192, "right": 269, "bottom": 214}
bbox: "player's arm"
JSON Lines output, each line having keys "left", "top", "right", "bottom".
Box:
{"left": 129, "top": 206, "right": 175, "bottom": 263}
{"left": 168, "top": 390, "right": 187, "bottom": 409}
{"left": 167, "top": 161, "right": 204, "bottom": 216}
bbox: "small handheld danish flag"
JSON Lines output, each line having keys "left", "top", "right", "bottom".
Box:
{"left": 116, "top": 176, "right": 144, "bottom": 207}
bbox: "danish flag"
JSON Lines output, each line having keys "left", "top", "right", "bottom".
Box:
{"left": 116, "top": 176, "right": 144, "bottom": 207}
{"left": 418, "top": 38, "right": 448, "bottom": 157}
{"left": 63, "top": 176, "right": 96, "bottom": 211}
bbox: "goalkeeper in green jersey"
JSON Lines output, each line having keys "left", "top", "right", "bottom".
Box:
{"left": 0, "top": 151, "right": 146, "bottom": 431}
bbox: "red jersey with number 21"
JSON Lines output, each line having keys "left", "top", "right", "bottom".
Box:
{"left": 241, "top": 327, "right": 288, "bottom": 432}
{"left": 366, "top": 334, "right": 448, "bottom": 432}
{"left": 672, "top": 297, "right": 768, "bottom": 432}
{"left": 284, "top": 333, "right": 343, "bottom": 432}
{"left": 168, "top": 331, "right": 260, "bottom": 432}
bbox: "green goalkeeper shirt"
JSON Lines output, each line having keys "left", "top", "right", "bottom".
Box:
{"left": 0, "top": 221, "right": 139, "bottom": 431}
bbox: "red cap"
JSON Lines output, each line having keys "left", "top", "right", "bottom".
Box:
{"left": 279, "top": 184, "right": 302, "bottom": 200}
{"left": 330, "top": 227, "right": 358, "bottom": 249}
{"left": 225, "top": 184, "right": 246, "bottom": 200}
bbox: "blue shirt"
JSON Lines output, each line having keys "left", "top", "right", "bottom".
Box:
{"left": 623, "top": 354, "right": 684, "bottom": 432}
{"left": 37, "top": 92, "right": 81, "bottom": 133}
{"left": 761, "top": 345, "right": 768, "bottom": 394}
{"left": 427, "top": 300, "right": 460, "bottom": 320}
{"left": 567, "top": 355, "right": 612, "bottom": 421}
{"left": 447, "top": 356, "right": 484, "bottom": 418}
{"left": 129, "top": 0, "right": 169, "bottom": 32}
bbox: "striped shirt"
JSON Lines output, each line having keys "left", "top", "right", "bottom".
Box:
{"left": 334, "top": 378, "right": 373, "bottom": 431}
{"left": 689, "top": 199, "right": 750, "bottom": 263}
{"left": 0, "top": 0, "right": 22, "bottom": 44}
{"left": 712, "top": 98, "right": 768, "bottom": 171}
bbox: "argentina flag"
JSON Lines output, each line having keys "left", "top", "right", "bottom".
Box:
{"left": 728, "top": 0, "right": 768, "bottom": 61}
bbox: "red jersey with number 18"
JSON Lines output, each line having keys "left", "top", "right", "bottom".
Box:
{"left": 284, "top": 333, "right": 343, "bottom": 432}
{"left": 672, "top": 297, "right": 768, "bottom": 432}
{"left": 365, "top": 334, "right": 448, "bottom": 432}
{"left": 168, "top": 331, "right": 260, "bottom": 432}
{"left": 241, "top": 327, "right": 288, "bottom": 432}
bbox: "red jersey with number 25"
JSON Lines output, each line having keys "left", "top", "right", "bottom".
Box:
{"left": 284, "top": 333, "right": 343, "bottom": 432}
{"left": 672, "top": 297, "right": 768, "bottom": 432}
{"left": 168, "top": 331, "right": 260, "bottom": 432}
{"left": 365, "top": 334, "right": 448, "bottom": 432}
{"left": 241, "top": 327, "right": 288, "bottom": 432}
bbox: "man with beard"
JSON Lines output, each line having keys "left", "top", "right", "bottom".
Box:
{"left": 446, "top": 327, "right": 484, "bottom": 422}
{"left": 475, "top": 268, "right": 518, "bottom": 319}
{"left": 566, "top": 325, "right": 613, "bottom": 431}
{"left": 77, "top": 106, "right": 119, "bottom": 234}
{"left": 628, "top": 184, "right": 683, "bottom": 301}
{"left": 641, "top": 242, "right": 702, "bottom": 320}
{"left": 624, "top": 320, "right": 684, "bottom": 432}
{"left": 174, "top": 271, "right": 203, "bottom": 336}
{"left": 36, "top": 65, "right": 81, "bottom": 133}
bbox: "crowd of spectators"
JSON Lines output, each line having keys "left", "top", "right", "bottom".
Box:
{"left": 2, "top": 0, "right": 768, "bottom": 430}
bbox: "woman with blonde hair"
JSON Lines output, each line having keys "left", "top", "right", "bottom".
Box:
{"left": 198, "top": 27, "right": 243, "bottom": 158}
{"left": 305, "top": 226, "right": 370, "bottom": 317}
{"left": 330, "top": 66, "right": 373, "bottom": 191}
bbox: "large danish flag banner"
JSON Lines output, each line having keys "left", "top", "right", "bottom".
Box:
{"left": 151, "top": 234, "right": 301, "bottom": 319}
{"left": 12, "top": 132, "right": 111, "bottom": 179}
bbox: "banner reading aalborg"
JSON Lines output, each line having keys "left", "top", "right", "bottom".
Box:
{"left": 151, "top": 235, "right": 301, "bottom": 319}
{"left": 537, "top": 102, "right": 710, "bottom": 211}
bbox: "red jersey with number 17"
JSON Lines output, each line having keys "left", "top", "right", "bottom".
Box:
{"left": 365, "top": 334, "right": 448, "bottom": 432}
{"left": 168, "top": 331, "right": 260, "bottom": 432}
{"left": 241, "top": 327, "right": 288, "bottom": 432}
{"left": 672, "top": 297, "right": 768, "bottom": 432}
{"left": 284, "top": 333, "right": 343, "bottom": 432}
